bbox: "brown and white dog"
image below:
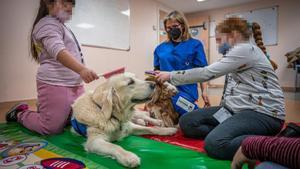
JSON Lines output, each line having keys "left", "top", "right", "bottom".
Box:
{"left": 143, "top": 76, "right": 179, "bottom": 127}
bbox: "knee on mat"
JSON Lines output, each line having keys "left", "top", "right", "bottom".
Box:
{"left": 41, "top": 123, "right": 65, "bottom": 135}
{"left": 204, "top": 135, "right": 229, "bottom": 160}
{"left": 179, "top": 116, "right": 205, "bottom": 139}
{"left": 179, "top": 115, "right": 194, "bottom": 138}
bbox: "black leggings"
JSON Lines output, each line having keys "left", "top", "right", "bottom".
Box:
{"left": 179, "top": 106, "right": 284, "bottom": 160}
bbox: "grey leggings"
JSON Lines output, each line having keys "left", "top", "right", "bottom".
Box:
{"left": 179, "top": 106, "right": 284, "bottom": 160}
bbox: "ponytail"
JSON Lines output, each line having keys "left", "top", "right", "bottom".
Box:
{"left": 30, "top": 0, "right": 54, "bottom": 63}
{"left": 251, "top": 22, "right": 278, "bottom": 70}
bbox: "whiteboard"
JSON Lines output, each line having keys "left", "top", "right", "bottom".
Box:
{"left": 66, "top": 0, "right": 130, "bottom": 50}
{"left": 226, "top": 6, "right": 278, "bottom": 46}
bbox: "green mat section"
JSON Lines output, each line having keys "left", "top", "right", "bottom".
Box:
{"left": 0, "top": 123, "right": 232, "bottom": 169}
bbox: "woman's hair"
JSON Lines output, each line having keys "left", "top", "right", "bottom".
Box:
{"left": 216, "top": 17, "right": 277, "bottom": 70}
{"left": 163, "top": 10, "right": 191, "bottom": 41}
{"left": 30, "top": 0, "right": 75, "bottom": 63}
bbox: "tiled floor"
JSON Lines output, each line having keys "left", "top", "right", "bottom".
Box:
{"left": 1, "top": 88, "right": 300, "bottom": 123}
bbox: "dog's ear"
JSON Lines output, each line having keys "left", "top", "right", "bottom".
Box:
{"left": 145, "top": 76, "right": 163, "bottom": 103}
{"left": 149, "top": 85, "right": 161, "bottom": 103}
{"left": 162, "top": 82, "right": 178, "bottom": 97}
{"left": 111, "top": 88, "right": 123, "bottom": 120}
{"left": 92, "top": 85, "right": 123, "bottom": 120}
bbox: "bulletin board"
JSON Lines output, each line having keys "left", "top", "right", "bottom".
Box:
{"left": 66, "top": 0, "right": 130, "bottom": 50}
{"left": 226, "top": 6, "right": 278, "bottom": 46}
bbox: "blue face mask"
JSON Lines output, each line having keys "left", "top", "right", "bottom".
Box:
{"left": 218, "top": 42, "right": 231, "bottom": 55}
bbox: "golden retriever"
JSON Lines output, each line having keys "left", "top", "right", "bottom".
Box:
{"left": 144, "top": 76, "right": 179, "bottom": 127}
{"left": 71, "top": 73, "right": 177, "bottom": 168}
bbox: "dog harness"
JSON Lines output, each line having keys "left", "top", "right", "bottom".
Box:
{"left": 172, "top": 91, "right": 198, "bottom": 115}
{"left": 71, "top": 102, "right": 122, "bottom": 137}
{"left": 71, "top": 116, "right": 87, "bottom": 137}
{"left": 71, "top": 100, "right": 103, "bottom": 137}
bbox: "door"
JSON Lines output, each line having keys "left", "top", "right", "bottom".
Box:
{"left": 159, "top": 9, "right": 168, "bottom": 43}
{"left": 186, "top": 15, "right": 210, "bottom": 63}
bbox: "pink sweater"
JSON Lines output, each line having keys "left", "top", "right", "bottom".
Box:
{"left": 242, "top": 136, "right": 300, "bottom": 169}
{"left": 32, "top": 15, "right": 83, "bottom": 86}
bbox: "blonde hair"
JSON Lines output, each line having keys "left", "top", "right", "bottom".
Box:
{"left": 164, "top": 11, "right": 191, "bottom": 41}
{"left": 216, "top": 17, "right": 278, "bottom": 70}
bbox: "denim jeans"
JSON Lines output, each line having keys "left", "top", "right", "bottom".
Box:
{"left": 256, "top": 162, "right": 289, "bottom": 169}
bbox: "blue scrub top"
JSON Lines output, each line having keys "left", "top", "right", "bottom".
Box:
{"left": 154, "top": 38, "right": 208, "bottom": 102}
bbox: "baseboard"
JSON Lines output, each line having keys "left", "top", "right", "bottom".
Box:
{"left": 0, "top": 99, "right": 37, "bottom": 105}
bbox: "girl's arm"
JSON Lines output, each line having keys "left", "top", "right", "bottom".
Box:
{"left": 170, "top": 44, "right": 257, "bottom": 86}
{"left": 57, "top": 49, "right": 98, "bottom": 83}
{"left": 34, "top": 20, "right": 98, "bottom": 83}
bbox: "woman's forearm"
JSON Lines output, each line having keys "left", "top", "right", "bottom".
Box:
{"left": 170, "top": 67, "right": 216, "bottom": 85}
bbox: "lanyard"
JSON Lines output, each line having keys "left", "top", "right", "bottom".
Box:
{"left": 64, "top": 24, "right": 84, "bottom": 64}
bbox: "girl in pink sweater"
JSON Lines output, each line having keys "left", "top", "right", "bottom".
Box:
{"left": 6, "top": 0, "right": 98, "bottom": 135}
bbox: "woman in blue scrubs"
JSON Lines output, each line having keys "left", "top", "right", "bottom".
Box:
{"left": 154, "top": 10, "right": 210, "bottom": 116}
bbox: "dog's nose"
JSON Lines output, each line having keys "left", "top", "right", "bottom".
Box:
{"left": 148, "top": 82, "right": 156, "bottom": 90}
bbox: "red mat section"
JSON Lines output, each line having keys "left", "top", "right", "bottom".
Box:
{"left": 143, "top": 129, "right": 205, "bottom": 152}
{"left": 142, "top": 123, "right": 300, "bottom": 153}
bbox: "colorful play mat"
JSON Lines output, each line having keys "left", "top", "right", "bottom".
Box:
{"left": 0, "top": 123, "right": 232, "bottom": 169}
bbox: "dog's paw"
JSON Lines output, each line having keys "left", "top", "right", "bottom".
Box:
{"left": 155, "top": 127, "right": 178, "bottom": 135}
{"left": 135, "top": 119, "right": 147, "bottom": 126}
{"left": 148, "top": 118, "right": 163, "bottom": 127}
{"left": 117, "top": 151, "right": 140, "bottom": 168}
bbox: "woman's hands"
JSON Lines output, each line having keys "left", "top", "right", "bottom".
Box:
{"left": 231, "top": 147, "right": 256, "bottom": 169}
{"left": 202, "top": 92, "right": 211, "bottom": 107}
{"left": 200, "top": 82, "right": 211, "bottom": 107}
{"left": 79, "top": 67, "right": 99, "bottom": 83}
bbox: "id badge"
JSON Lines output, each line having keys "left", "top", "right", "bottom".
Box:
{"left": 213, "top": 107, "right": 232, "bottom": 123}
{"left": 176, "top": 96, "right": 195, "bottom": 112}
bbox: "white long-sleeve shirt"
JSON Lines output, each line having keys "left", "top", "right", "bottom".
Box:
{"left": 170, "top": 43, "right": 285, "bottom": 120}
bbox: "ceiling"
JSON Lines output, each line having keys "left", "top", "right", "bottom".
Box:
{"left": 155, "top": 0, "right": 260, "bottom": 13}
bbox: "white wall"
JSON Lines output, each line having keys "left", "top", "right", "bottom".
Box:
{"left": 0, "top": 0, "right": 39, "bottom": 102}
{"left": 3, "top": 0, "right": 298, "bottom": 102}
{"left": 187, "top": 0, "right": 300, "bottom": 87}
{"left": 0, "top": 0, "right": 171, "bottom": 102}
